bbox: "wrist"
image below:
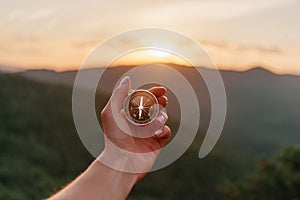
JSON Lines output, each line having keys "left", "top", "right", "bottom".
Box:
{"left": 96, "top": 150, "right": 140, "bottom": 182}
{"left": 90, "top": 158, "right": 139, "bottom": 199}
{"left": 98, "top": 137, "right": 158, "bottom": 174}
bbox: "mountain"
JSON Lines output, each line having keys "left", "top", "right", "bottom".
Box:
{"left": 0, "top": 65, "right": 25, "bottom": 73}
{"left": 1, "top": 67, "right": 300, "bottom": 199}
{"left": 221, "top": 67, "right": 300, "bottom": 154}
{"left": 0, "top": 73, "right": 247, "bottom": 200}
{"left": 18, "top": 65, "right": 300, "bottom": 157}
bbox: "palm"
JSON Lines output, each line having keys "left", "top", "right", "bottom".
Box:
{"left": 100, "top": 84, "right": 170, "bottom": 180}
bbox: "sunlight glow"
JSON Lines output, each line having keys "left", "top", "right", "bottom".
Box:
{"left": 111, "top": 49, "right": 190, "bottom": 67}
{"left": 0, "top": 0, "right": 299, "bottom": 74}
{"left": 147, "top": 50, "right": 170, "bottom": 58}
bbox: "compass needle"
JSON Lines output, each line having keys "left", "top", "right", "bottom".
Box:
{"left": 138, "top": 96, "right": 143, "bottom": 119}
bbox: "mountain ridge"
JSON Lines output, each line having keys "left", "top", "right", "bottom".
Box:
{"left": 1, "top": 63, "right": 300, "bottom": 78}
{"left": 6, "top": 64, "right": 300, "bottom": 158}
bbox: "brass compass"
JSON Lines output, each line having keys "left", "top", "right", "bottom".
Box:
{"left": 124, "top": 90, "right": 159, "bottom": 125}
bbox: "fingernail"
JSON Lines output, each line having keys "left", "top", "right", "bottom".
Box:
{"left": 154, "top": 129, "right": 163, "bottom": 136}
{"left": 162, "top": 111, "right": 168, "bottom": 119}
{"left": 157, "top": 115, "right": 165, "bottom": 123}
{"left": 120, "top": 76, "right": 129, "bottom": 85}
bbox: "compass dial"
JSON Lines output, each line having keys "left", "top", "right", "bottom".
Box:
{"left": 124, "top": 90, "right": 159, "bottom": 125}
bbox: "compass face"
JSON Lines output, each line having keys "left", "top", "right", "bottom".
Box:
{"left": 124, "top": 90, "right": 159, "bottom": 125}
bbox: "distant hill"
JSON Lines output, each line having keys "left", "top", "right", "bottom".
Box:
{"left": 221, "top": 67, "right": 300, "bottom": 155}
{"left": 18, "top": 65, "right": 300, "bottom": 157}
{"left": 0, "top": 73, "right": 248, "bottom": 200}
{"left": 1, "top": 67, "right": 300, "bottom": 199}
{"left": 0, "top": 65, "right": 25, "bottom": 73}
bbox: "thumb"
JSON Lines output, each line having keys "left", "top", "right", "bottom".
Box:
{"left": 111, "top": 76, "right": 131, "bottom": 112}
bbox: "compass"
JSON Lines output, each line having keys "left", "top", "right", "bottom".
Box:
{"left": 124, "top": 89, "right": 159, "bottom": 125}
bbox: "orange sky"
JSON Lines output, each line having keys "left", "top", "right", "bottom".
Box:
{"left": 0, "top": 0, "right": 300, "bottom": 75}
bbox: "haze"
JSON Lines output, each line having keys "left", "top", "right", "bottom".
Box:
{"left": 0, "top": 0, "right": 300, "bottom": 74}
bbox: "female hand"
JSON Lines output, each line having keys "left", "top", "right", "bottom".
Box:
{"left": 98, "top": 76, "right": 171, "bottom": 181}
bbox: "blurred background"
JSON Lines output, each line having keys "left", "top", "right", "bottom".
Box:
{"left": 0, "top": 0, "right": 300, "bottom": 199}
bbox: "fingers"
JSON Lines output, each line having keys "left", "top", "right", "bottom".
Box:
{"left": 149, "top": 111, "right": 168, "bottom": 132}
{"left": 133, "top": 111, "right": 168, "bottom": 138}
{"left": 157, "top": 96, "right": 168, "bottom": 107}
{"left": 154, "top": 125, "right": 171, "bottom": 147}
{"left": 148, "top": 86, "right": 166, "bottom": 97}
{"left": 148, "top": 86, "right": 168, "bottom": 107}
{"left": 102, "top": 76, "right": 131, "bottom": 128}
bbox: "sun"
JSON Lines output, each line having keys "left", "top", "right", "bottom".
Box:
{"left": 110, "top": 48, "right": 190, "bottom": 67}
{"left": 147, "top": 49, "right": 170, "bottom": 58}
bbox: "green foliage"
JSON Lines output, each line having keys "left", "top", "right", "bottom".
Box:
{"left": 0, "top": 73, "right": 249, "bottom": 199}
{"left": 128, "top": 142, "right": 250, "bottom": 200}
{"left": 0, "top": 74, "right": 94, "bottom": 199}
{"left": 219, "top": 146, "right": 300, "bottom": 200}
{"left": 0, "top": 73, "right": 299, "bottom": 200}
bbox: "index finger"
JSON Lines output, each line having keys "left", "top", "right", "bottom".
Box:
{"left": 148, "top": 86, "right": 167, "bottom": 97}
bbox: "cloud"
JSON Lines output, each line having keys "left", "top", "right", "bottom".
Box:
{"left": 237, "top": 44, "right": 282, "bottom": 54}
{"left": 138, "top": 0, "right": 299, "bottom": 21}
{"left": 3, "top": 8, "right": 54, "bottom": 21}
{"left": 200, "top": 41, "right": 229, "bottom": 49}
{"left": 201, "top": 40, "right": 282, "bottom": 54}
{"left": 72, "top": 39, "right": 99, "bottom": 48}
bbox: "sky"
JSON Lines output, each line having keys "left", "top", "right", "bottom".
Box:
{"left": 0, "top": 0, "right": 300, "bottom": 74}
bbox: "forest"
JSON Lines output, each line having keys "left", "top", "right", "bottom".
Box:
{"left": 0, "top": 73, "right": 299, "bottom": 199}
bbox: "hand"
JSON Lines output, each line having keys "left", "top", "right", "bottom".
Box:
{"left": 98, "top": 76, "right": 171, "bottom": 181}
{"left": 47, "top": 76, "right": 170, "bottom": 200}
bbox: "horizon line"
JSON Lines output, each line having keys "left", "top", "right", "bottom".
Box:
{"left": 1, "top": 63, "right": 300, "bottom": 77}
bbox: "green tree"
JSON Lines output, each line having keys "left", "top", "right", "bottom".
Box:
{"left": 220, "top": 146, "right": 300, "bottom": 200}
